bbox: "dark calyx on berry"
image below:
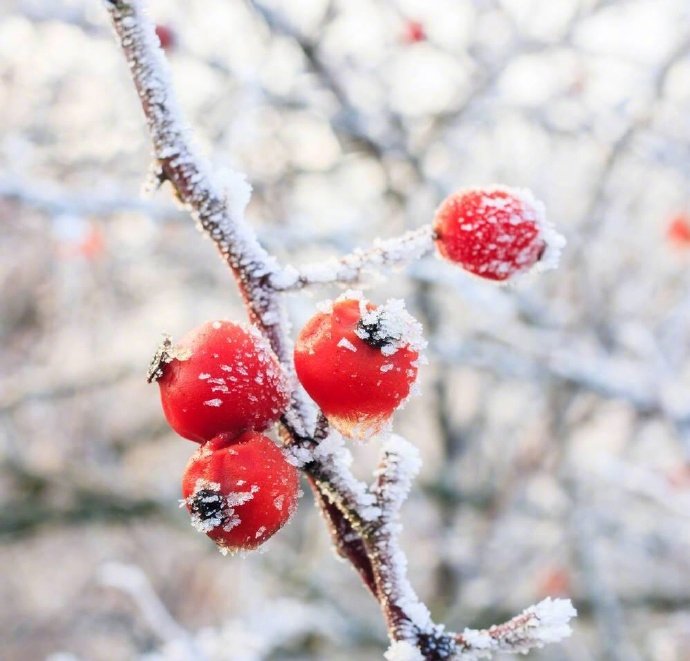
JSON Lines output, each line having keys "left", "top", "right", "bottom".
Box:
{"left": 356, "top": 314, "right": 400, "bottom": 350}
{"left": 147, "top": 334, "right": 173, "bottom": 383}
{"left": 189, "top": 488, "right": 224, "bottom": 522}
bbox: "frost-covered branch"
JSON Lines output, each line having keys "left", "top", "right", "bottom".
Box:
{"left": 367, "top": 450, "right": 453, "bottom": 657}
{"left": 0, "top": 176, "right": 176, "bottom": 219}
{"left": 101, "top": 562, "right": 348, "bottom": 659}
{"left": 322, "top": 433, "right": 458, "bottom": 656}
{"left": 105, "top": 0, "right": 285, "bottom": 350}
{"left": 99, "top": 563, "right": 195, "bottom": 648}
{"left": 0, "top": 365, "right": 134, "bottom": 415}
{"left": 105, "top": 0, "right": 315, "bottom": 437}
{"left": 299, "top": 432, "right": 382, "bottom": 526}
{"left": 247, "top": 0, "right": 386, "bottom": 157}
{"left": 294, "top": 435, "right": 457, "bottom": 656}
{"left": 271, "top": 226, "right": 435, "bottom": 290}
{"left": 105, "top": 3, "right": 576, "bottom": 659}
{"left": 370, "top": 440, "right": 577, "bottom": 658}
{"left": 438, "top": 335, "right": 689, "bottom": 422}
{"left": 383, "top": 597, "right": 576, "bottom": 661}
{"left": 373, "top": 435, "right": 422, "bottom": 515}
{"left": 453, "top": 598, "right": 577, "bottom": 660}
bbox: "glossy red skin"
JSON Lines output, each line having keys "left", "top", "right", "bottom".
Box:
{"left": 182, "top": 432, "right": 299, "bottom": 552}
{"left": 158, "top": 321, "right": 289, "bottom": 443}
{"left": 155, "top": 25, "right": 176, "bottom": 51}
{"left": 294, "top": 299, "right": 418, "bottom": 438}
{"left": 433, "top": 189, "right": 545, "bottom": 281}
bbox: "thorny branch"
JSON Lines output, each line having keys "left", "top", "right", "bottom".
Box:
{"left": 104, "top": 1, "right": 576, "bottom": 658}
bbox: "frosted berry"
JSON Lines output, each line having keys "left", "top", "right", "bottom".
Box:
{"left": 433, "top": 186, "right": 562, "bottom": 281}
{"left": 155, "top": 25, "right": 176, "bottom": 51}
{"left": 152, "top": 321, "right": 289, "bottom": 443}
{"left": 182, "top": 432, "right": 299, "bottom": 553}
{"left": 294, "top": 293, "right": 426, "bottom": 440}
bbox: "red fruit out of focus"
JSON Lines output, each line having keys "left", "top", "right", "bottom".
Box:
{"left": 536, "top": 566, "right": 571, "bottom": 598}
{"left": 157, "top": 321, "right": 289, "bottom": 443}
{"left": 155, "top": 24, "right": 176, "bottom": 51}
{"left": 182, "top": 432, "right": 300, "bottom": 553}
{"left": 667, "top": 214, "right": 690, "bottom": 248}
{"left": 77, "top": 225, "right": 106, "bottom": 260}
{"left": 433, "top": 186, "right": 559, "bottom": 281}
{"left": 403, "top": 20, "right": 426, "bottom": 44}
{"left": 294, "top": 294, "right": 426, "bottom": 440}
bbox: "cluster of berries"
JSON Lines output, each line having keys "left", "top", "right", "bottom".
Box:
{"left": 151, "top": 187, "right": 560, "bottom": 553}
{"left": 152, "top": 293, "right": 425, "bottom": 553}
{"left": 150, "top": 321, "right": 297, "bottom": 554}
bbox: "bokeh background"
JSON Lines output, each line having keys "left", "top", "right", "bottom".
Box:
{"left": 2, "top": 0, "right": 690, "bottom": 659}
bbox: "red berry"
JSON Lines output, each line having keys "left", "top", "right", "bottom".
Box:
{"left": 294, "top": 294, "right": 425, "bottom": 440}
{"left": 667, "top": 214, "right": 690, "bottom": 248}
{"left": 536, "top": 566, "right": 571, "bottom": 598}
{"left": 182, "top": 432, "right": 299, "bottom": 553}
{"left": 403, "top": 20, "right": 426, "bottom": 44}
{"left": 433, "top": 186, "right": 562, "bottom": 281}
{"left": 155, "top": 24, "right": 176, "bottom": 51}
{"left": 155, "top": 321, "right": 289, "bottom": 443}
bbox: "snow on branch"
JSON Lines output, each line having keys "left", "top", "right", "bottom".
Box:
{"left": 301, "top": 432, "right": 456, "bottom": 655}
{"left": 105, "top": 0, "right": 315, "bottom": 436}
{"left": 104, "top": 0, "right": 280, "bottom": 329}
{"left": 373, "top": 434, "right": 422, "bottom": 515}
{"left": 366, "top": 436, "right": 453, "bottom": 656}
{"left": 307, "top": 431, "right": 382, "bottom": 524}
{"left": 453, "top": 598, "right": 577, "bottom": 659}
{"left": 271, "top": 226, "right": 435, "bottom": 290}
{"left": 438, "top": 335, "right": 672, "bottom": 417}
{"left": 0, "top": 176, "right": 175, "bottom": 219}
{"left": 99, "top": 562, "right": 196, "bottom": 648}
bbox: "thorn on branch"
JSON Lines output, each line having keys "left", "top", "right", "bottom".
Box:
{"left": 143, "top": 160, "right": 170, "bottom": 195}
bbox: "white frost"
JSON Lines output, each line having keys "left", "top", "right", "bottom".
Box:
{"left": 214, "top": 167, "right": 252, "bottom": 220}
{"left": 313, "top": 431, "right": 382, "bottom": 521}
{"left": 384, "top": 640, "right": 424, "bottom": 661}
{"left": 339, "top": 290, "right": 427, "bottom": 357}
{"left": 276, "top": 225, "right": 435, "bottom": 289}
{"left": 337, "top": 337, "right": 358, "bottom": 352}
{"left": 456, "top": 597, "right": 577, "bottom": 659}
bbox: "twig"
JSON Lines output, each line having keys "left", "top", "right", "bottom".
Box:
{"left": 453, "top": 598, "right": 577, "bottom": 659}
{"left": 0, "top": 176, "right": 177, "bottom": 220}
{"left": 271, "top": 226, "right": 435, "bottom": 290}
